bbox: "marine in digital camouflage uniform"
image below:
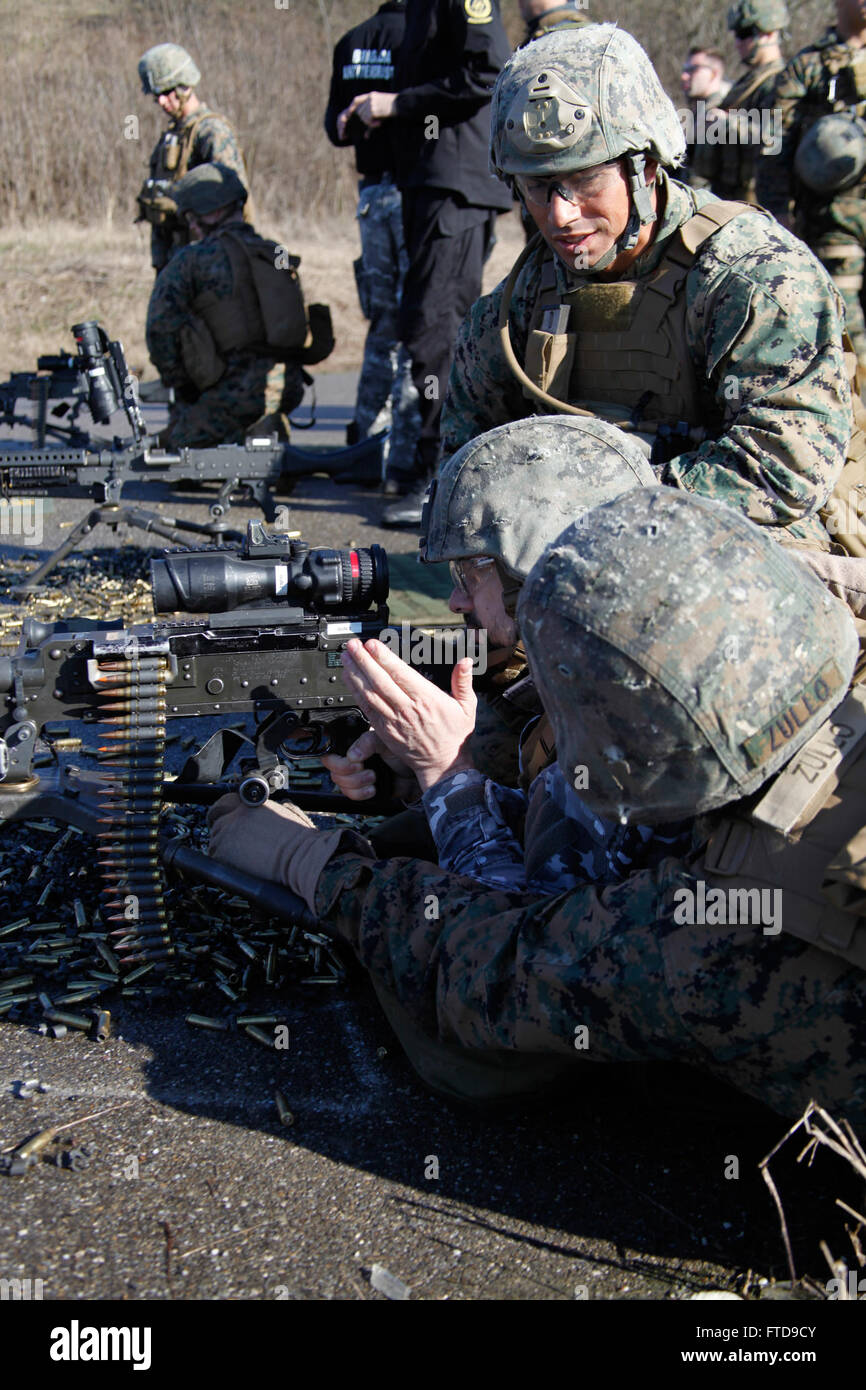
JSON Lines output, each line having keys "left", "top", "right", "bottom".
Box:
{"left": 442, "top": 24, "right": 850, "bottom": 555}
{"left": 146, "top": 166, "right": 304, "bottom": 449}
{"left": 209, "top": 490, "right": 866, "bottom": 1120}
{"left": 755, "top": 2, "right": 866, "bottom": 365}
{"left": 137, "top": 43, "right": 250, "bottom": 273}
{"left": 688, "top": 0, "right": 788, "bottom": 203}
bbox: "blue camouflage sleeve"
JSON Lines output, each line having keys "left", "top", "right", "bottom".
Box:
{"left": 421, "top": 768, "right": 530, "bottom": 890}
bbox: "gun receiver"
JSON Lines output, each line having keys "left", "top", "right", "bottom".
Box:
{"left": 0, "top": 522, "right": 464, "bottom": 965}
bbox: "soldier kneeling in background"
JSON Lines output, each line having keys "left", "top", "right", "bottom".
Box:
{"left": 145, "top": 164, "right": 332, "bottom": 449}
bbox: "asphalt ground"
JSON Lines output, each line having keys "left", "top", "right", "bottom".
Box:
{"left": 0, "top": 374, "right": 856, "bottom": 1322}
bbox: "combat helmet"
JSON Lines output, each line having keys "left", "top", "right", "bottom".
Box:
{"left": 795, "top": 114, "right": 866, "bottom": 196}
{"left": 518, "top": 489, "right": 858, "bottom": 823}
{"left": 420, "top": 415, "right": 656, "bottom": 611}
{"left": 490, "top": 25, "right": 685, "bottom": 269}
{"left": 172, "top": 164, "right": 248, "bottom": 217}
{"left": 726, "top": 0, "right": 788, "bottom": 34}
{"left": 139, "top": 43, "right": 201, "bottom": 95}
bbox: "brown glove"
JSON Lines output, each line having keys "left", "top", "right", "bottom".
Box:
{"left": 207, "top": 793, "right": 368, "bottom": 913}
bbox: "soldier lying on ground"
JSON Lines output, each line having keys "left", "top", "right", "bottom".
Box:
{"left": 209, "top": 490, "right": 866, "bottom": 1120}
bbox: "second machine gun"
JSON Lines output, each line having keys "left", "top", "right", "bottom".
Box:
{"left": 0, "top": 322, "right": 384, "bottom": 588}
{"left": 0, "top": 523, "right": 463, "bottom": 965}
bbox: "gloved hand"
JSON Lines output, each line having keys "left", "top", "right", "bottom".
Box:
{"left": 207, "top": 793, "right": 363, "bottom": 913}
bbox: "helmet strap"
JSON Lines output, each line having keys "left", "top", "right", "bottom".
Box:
{"left": 495, "top": 561, "right": 523, "bottom": 618}
{"left": 621, "top": 153, "right": 656, "bottom": 249}
{"left": 574, "top": 155, "right": 657, "bottom": 275}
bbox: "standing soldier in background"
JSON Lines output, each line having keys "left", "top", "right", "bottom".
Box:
{"left": 137, "top": 43, "right": 250, "bottom": 274}
{"left": 519, "top": 0, "right": 591, "bottom": 46}
{"left": 680, "top": 45, "right": 730, "bottom": 180}
{"left": 688, "top": 0, "right": 788, "bottom": 203}
{"left": 756, "top": 0, "right": 866, "bottom": 367}
{"left": 324, "top": 1, "right": 421, "bottom": 483}
{"left": 146, "top": 165, "right": 309, "bottom": 449}
{"left": 337, "top": 0, "right": 514, "bottom": 528}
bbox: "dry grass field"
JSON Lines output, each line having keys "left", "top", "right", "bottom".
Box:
{"left": 0, "top": 0, "right": 831, "bottom": 378}
{"left": 0, "top": 212, "right": 524, "bottom": 382}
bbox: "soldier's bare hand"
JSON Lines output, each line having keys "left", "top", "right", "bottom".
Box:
{"left": 321, "top": 729, "right": 418, "bottom": 802}
{"left": 337, "top": 91, "right": 398, "bottom": 136}
{"left": 340, "top": 638, "right": 476, "bottom": 792}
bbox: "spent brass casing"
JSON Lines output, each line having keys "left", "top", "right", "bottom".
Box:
{"left": 274, "top": 1090, "right": 294, "bottom": 1126}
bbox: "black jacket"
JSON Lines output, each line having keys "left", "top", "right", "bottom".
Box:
{"left": 324, "top": 1, "right": 407, "bottom": 179}
{"left": 392, "top": 0, "right": 513, "bottom": 209}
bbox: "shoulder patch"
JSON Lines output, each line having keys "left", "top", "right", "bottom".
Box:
{"left": 465, "top": 0, "right": 493, "bottom": 23}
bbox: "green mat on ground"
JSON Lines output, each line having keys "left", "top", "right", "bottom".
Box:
{"left": 385, "top": 551, "right": 454, "bottom": 624}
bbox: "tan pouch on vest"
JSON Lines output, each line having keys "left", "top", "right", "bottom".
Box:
{"left": 700, "top": 684, "right": 866, "bottom": 971}
{"left": 180, "top": 312, "right": 226, "bottom": 391}
{"left": 524, "top": 327, "right": 576, "bottom": 400}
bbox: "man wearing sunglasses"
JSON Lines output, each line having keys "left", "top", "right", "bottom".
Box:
{"left": 441, "top": 23, "right": 851, "bottom": 561}
{"left": 688, "top": 1, "right": 788, "bottom": 203}
{"left": 756, "top": 0, "right": 866, "bottom": 368}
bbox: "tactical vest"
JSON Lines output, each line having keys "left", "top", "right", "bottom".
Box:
{"left": 521, "top": 200, "right": 749, "bottom": 437}
{"left": 814, "top": 40, "right": 866, "bottom": 120}
{"left": 153, "top": 111, "right": 213, "bottom": 183}
{"left": 510, "top": 205, "right": 866, "bottom": 560}
{"left": 182, "top": 229, "right": 334, "bottom": 390}
{"left": 139, "top": 109, "right": 252, "bottom": 237}
{"left": 700, "top": 681, "right": 866, "bottom": 971}
{"left": 793, "top": 39, "right": 866, "bottom": 205}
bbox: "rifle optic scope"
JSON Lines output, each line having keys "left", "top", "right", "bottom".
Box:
{"left": 150, "top": 542, "right": 389, "bottom": 614}
{"left": 71, "top": 320, "right": 119, "bottom": 426}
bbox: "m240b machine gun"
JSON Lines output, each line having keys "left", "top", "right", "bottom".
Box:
{"left": 0, "top": 523, "right": 462, "bottom": 966}
{"left": 1, "top": 322, "right": 384, "bottom": 587}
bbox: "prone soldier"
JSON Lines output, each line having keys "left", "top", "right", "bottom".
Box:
{"left": 320, "top": 413, "right": 655, "bottom": 829}
{"left": 137, "top": 42, "right": 250, "bottom": 274}
{"left": 209, "top": 490, "right": 866, "bottom": 1120}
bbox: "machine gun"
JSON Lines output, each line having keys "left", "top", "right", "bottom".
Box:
{"left": 0, "top": 352, "right": 92, "bottom": 447}
{"left": 0, "top": 522, "right": 463, "bottom": 965}
{"left": 1, "top": 322, "right": 384, "bottom": 587}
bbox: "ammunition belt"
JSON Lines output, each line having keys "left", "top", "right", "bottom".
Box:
{"left": 94, "top": 649, "right": 171, "bottom": 970}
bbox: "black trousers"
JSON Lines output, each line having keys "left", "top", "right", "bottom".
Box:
{"left": 398, "top": 189, "right": 496, "bottom": 480}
